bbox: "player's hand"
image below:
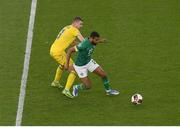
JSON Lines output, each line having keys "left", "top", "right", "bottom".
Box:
{"left": 98, "top": 38, "right": 107, "bottom": 43}
{"left": 64, "top": 64, "right": 69, "bottom": 70}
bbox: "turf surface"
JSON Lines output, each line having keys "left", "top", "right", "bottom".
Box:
{"left": 0, "top": 0, "right": 31, "bottom": 125}
{"left": 1, "top": 0, "right": 180, "bottom": 125}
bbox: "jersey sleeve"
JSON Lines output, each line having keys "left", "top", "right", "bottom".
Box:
{"left": 72, "top": 28, "right": 80, "bottom": 37}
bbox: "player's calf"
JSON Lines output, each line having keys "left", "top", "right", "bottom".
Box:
{"left": 93, "top": 66, "right": 107, "bottom": 78}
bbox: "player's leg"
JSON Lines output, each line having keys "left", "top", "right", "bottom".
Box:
{"left": 88, "top": 59, "right": 119, "bottom": 95}
{"left": 50, "top": 52, "right": 65, "bottom": 88}
{"left": 72, "top": 64, "right": 91, "bottom": 96}
{"left": 64, "top": 58, "right": 76, "bottom": 91}
{"left": 51, "top": 65, "right": 64, "bottom": 88}
{"left": 62, "top": 57, "right": 76, "bottom": 98}
{"left": 88, "top": 60, "right": 111, "bottom": 91}
{"left": 92, "top": 66, "right": 110, "bottom": 90}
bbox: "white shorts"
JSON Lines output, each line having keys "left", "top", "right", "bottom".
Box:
{"left": 73, "top": 59, "right": 99, "bottom": 78}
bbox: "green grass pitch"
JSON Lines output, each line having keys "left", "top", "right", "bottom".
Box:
{"left": 0, "top": 0, "right": 180, "bottom": 125}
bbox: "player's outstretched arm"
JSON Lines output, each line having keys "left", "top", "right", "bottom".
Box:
{"left": 77, "top": 33, "right": 84, "bottom": 42}
{"left": 98, "top": 38, "right": 107, "bottom": 43}
{"left": 65, "top": 47, "right": 76, "bottom": 70}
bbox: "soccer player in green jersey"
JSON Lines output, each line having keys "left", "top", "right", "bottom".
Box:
{"left": 65, "top": 31, "right": 119, "bottom": 97}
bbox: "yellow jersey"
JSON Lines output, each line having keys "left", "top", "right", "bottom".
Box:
{"left": 50, "top": 25, "right": 80, "bottom": 54}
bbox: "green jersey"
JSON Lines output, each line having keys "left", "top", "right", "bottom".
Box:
{"left": 75, "top": 38, "right": 95, "bottom": 66}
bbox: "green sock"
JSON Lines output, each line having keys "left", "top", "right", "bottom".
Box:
{"left": 102, "top": 77, "right": 110, "bottom": 91}
{"left": 76, "top": 83, "right": 86, "bottom": 90}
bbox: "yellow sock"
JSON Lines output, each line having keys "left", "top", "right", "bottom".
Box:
{"left": 65, "top": 71, "right": 76, "bottom": 90}
{"left": 54, "top": 65, "right": 63, "bottom": 82}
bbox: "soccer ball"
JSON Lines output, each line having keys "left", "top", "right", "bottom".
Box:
{"left": 131, "top": 93, "right": 143, "bottom": 105}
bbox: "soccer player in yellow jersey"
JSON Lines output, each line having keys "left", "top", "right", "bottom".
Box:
{"left": 50, "top": 17, "right": 84, "bottom": 98}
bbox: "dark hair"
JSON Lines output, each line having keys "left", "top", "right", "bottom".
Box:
{"left": 90, "top": 31, "right": 100, "bottom": 38}
{"left": 73, "top": 16, "right": 83, "bottom": 22}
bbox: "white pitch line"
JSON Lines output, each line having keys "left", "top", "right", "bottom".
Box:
{"left": 15, "top": 0, "right": 37, "bottom": 126}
